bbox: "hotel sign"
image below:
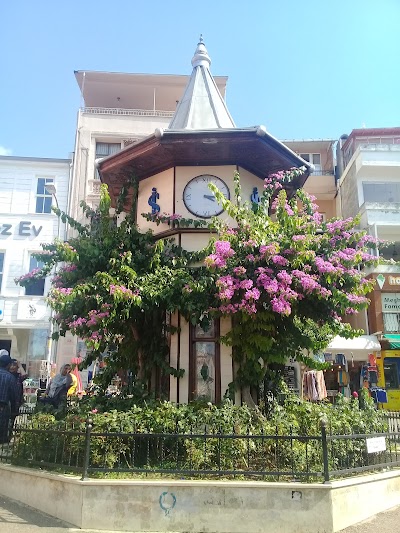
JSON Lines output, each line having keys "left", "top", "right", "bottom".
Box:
{"left": 375, "top": 275, "right": 400, "bottom": 289}
{"left": 382, "top": 293, "right": 400, "bottom": 313}
{"left": 0, "top": 221, "right": 43, "bottom": 237}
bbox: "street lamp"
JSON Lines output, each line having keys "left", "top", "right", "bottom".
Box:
{"left": 44, "top": 184, "right": 61, "bottom": 384}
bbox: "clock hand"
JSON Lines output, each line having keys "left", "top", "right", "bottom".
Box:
{"left": 203, "top": 194, "right": 216, "bottom": 201}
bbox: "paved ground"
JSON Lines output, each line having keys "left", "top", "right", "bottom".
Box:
{"left": 0, "top": 494, "right": 400, "bottom": 532}
{"left": 0, "top": 496, "right": 117, "bottom": 532}
{"left": 341, "top": 504, "right": 400, "bottom": 533}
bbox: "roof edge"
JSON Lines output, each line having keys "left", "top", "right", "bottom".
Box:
{"left": 0, "top": 155, "right": 71, "bottom": 163}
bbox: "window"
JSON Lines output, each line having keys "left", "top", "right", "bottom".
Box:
{"left": 94, "top": 142, "right": 121, "bottom": 179}
{"left": 28, "top": 329, "right": 48, "bottom": 360}
{"left": 383, "top": 359, "right": 400, "bottom": 390}
{"left": 25, "top": 256, "right": 45, "bottom": 296}
{"left": 300, "top": 153, "right": 321, "bottom": 171}
{"left": 190, "top": 320, "right": 220, "bottom": 402}
{"left": 36, "top": 177, "right": 54, "bottom": 213}
{"left": 382, "top": 293, "right": 400, "bottom": 332}
{"left": 363, "top": 182, "right": 400, "bottom": 203}
{"left": 0, "top": 252, "right": 4, "bottom": 293}
{"left": 383, "top": 313, "right": 400, "bottom": 333}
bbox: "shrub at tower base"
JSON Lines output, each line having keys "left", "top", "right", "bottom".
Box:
{"left": 16, "top": 168, "right": 377, "bottom": 404}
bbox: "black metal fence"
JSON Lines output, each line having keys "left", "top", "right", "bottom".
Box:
{"left": 1, "top": 410, "right": 400, "bottom": 483}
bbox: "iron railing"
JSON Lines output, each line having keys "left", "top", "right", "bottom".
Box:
{"left": 309, "top": 169, "right": 335, "bottom": 176}
{"left": 1, "top": 410, "right": 399, "bottom": 483}
{"left": 81, "top": 107, "right": 174, "bottom": 118}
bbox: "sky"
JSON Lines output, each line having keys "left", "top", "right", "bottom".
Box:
{"left": 1, "top": 0, "right": 400, "bottom": 159}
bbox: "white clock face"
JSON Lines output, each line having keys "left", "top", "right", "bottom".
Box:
{"left": 183, "top": 175, "right": 230, "bottom": 218}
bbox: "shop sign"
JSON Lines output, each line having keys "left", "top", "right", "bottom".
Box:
{"left": 17, "top": 299, "right": 49, "bottom": 321}
{"left": 0, "top": 221, "right": 43, "bottom": 238}
{"left": 366, "top": 436, "right": 386, "bottom": 454}
{"left": 389, "top": 276, "right": 400, "bottom": 286}
{"left": 381, "top": 293, "right": 400, "bottom": 313}
{"left": 376, "top": 274, "right": 385, "bottom": 289}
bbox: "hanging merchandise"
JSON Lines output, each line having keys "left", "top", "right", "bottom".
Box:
{"left": 338, "top": 370, "right": 349, "bottom": 386}
{"left": 335, "top": 353, "right": 347, "bottom": 367}
{"left": 303, "top": 370, "right": 327, "bottom": 401}
{"left": 360, "top": 353, "right": 379, "bottom": 386}
{"left": 369, "top": 369, "right": 378, "bottom": 385}
{"left": 313, "top": 352, "right": 325, "bottom": 364}
{"left": 370, "top": 388, "right": 388, "bottom": 404}
{"left": 368, "top": 353, "right": 377, "bottom": 367}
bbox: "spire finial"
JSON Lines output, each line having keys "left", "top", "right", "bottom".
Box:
{"left": 168, "top": 37, "right": 236, "bottom": 130}
{"left": 191, "top": 36, "right": 211, "bottom": 68}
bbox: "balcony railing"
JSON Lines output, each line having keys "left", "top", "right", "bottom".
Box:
{"left": 88, "top": 179, "right": 101, "bottom": 195}
{"left": 81, "top": 107, "right": 174, "bottom": 118}
{"left": 309, "top": 169, "right": 335, "bottom": 176}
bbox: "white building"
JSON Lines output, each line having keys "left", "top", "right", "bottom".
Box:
{"left": 69, "top": 70, "right": 229, "bottom": 220}
{"left": 338, "top": 127, "right": 400, "bottom": 254}
{"left": 0, "top": 156, "right": 70, "bottom": 381}
{"left": 56, "top": 68, "right": 232, "bottom": 368}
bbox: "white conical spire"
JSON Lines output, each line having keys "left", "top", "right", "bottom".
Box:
{"left": 168, "top": 36, "right": 236, "bottom": 130}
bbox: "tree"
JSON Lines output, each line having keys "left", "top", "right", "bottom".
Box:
{"left": 16, "top": 169, "right": 377, "bottom": 403}
{"left": 17, "top": 183, "right": 212, "bottom": 397}
{"left": 198, "top": 168, "right": 377, "bottom": 404}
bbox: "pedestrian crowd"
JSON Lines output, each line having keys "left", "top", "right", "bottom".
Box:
{"left": 0, "top": 350, "right": 23, "bottom": 445}
{"left": 0, "top": 350, "right": 77, "bottom": 446}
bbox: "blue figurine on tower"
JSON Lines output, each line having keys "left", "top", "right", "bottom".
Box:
{"left": 148, "top": 187, "right": 160, "bottom": 215}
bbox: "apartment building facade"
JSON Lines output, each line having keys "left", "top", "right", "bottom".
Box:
{"left": 337, "top": 128, "right": 400, "bottom": 409}
{"left": 68, "top": 70, "right": 229, "bottom": 220}
{"left": 283, "top": 139, "right": 337, "bottom": 219}
{"left": 337, "top": 127, "right": 400, "bottom": 332}
{"left": 0, "top": 156, "right": 70, "bottom": 381}
{"left": 55, "top": 67, "right": 232, "bottom": 369}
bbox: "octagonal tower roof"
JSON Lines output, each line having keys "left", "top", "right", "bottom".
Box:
{"left": 168, "top": 36, "right": 235, "bottom": 130}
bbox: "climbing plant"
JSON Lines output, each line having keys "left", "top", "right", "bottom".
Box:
{"left": 16, "top": 168, "right": 377, "bottom": 401}
{"left": 16, "top": 181, "right": 213, "bottom": 396}
{"left": 193, "top": 168, "right": 377, "bottom": 403}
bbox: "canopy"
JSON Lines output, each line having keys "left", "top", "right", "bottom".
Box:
{"left": 326, "top": 335, "right": 381, "bottom": 361}
{"left": 382, "top": 334, "right": 400, "bottom": 349}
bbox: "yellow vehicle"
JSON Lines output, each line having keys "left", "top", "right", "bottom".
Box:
{"left": 377, "top": 347, "right": 400, "bottom": 411}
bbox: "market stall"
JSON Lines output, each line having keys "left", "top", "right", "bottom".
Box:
{"left": 324, "top": 335, "right": 385, "bottom": 405}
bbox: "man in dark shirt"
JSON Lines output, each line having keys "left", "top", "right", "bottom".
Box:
{"left": 0, "top": 351, "right": 19, "bottom": 444}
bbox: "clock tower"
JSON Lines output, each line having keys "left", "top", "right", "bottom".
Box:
{"left": 98, "top": 38, "right": 311, "bottom": 403}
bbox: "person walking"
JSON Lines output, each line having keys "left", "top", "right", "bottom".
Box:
{"left": 9, "top": 359, "right": 27, "bottom": 408}
{"left": 8, "top": 359, "right": 28, "bottom": 439}
{"left": 38, "top": 364, "right": 76, "bottom": 408}
{"left": 0, "top": 350, "right": 19, "bottom": 445}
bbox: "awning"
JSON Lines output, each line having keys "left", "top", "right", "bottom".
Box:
{"left": 326, "top": 335, "right": 381, "bottom": 361}
{"left": 382, "top": 335, "right": 400, "bottom": 349}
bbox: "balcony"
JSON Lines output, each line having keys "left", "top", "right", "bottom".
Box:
{"left": 359, "top": 201, "right": 400, "bottom": 227}
{"left": 345, "top": 144, "right": 400, "bottom": 179}
{"left": 81, "top": 107, "right": 175, "bottom": 118}
{"left": 87, "top": 179, "right": 102, "bottom": 196}
{"left": 303, "top": 168, "right": 336, "bottom": 200}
